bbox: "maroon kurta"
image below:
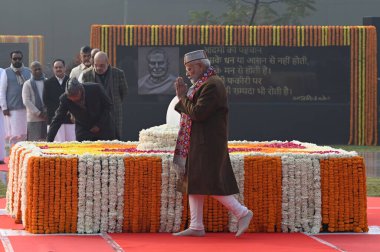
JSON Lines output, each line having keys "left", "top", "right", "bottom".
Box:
{"left": 175, "top": 75, "right": 239, "bottom": 195}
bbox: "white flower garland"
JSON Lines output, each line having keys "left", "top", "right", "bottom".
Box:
{"left": 311, "top": 158, "right": 322, "bottom": 234}
{"left": 100, "top": 156, "right": 110, "bottom": 232}
{"left": 77, "top": 154, "right": 125, "bottom": 233}
{"left": 20, "top": 151, "right": 35, "bottom": 225}
{"left": 116, "top": 156, "right": 125, "bottom": 233}
{"left": 6, "top": 144, "right": 22, "bottom": 216}
{"left": 281, "top": 156, "right": 322, "bottom": 233}
{"left": 281, "top": 156, "right": 290, "bottom": 232}
{"left": 299, "top": 158, "right": 309, "bottom": 232}
{"left": 84, "top": 155, "right": 94, "bottom": 233}
{"left": 10, "top": 144, "right": 26, "bottom": 217}
{"left": 294, "top": 158, "right": 302, "bottom": 232}
{"left": 92, "top": 156, "right": 102, "bottom": 233}
{"left": 228, "top": 153, "right": 245, "bottom": 232}
{"left": 173, "top": 177, "right": 184, "bottom": 232}
{"left": 159, "top": 155, "right": 170, "bottom": 232}
{"left": 108, "top": 156, "right": 118, "bottom": 233}
{"left": 166, "top": 156, "right": 179, "bottom": 232}
{"left": 77, "top": 156, "right": 87, "bottom": 233}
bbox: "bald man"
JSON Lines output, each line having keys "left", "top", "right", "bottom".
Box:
{"left": 22, "top": 61, "right": 48, "bottom": 141}
{"left": 90, "top": 48, "right": 100, "bottom": 66}
{"left": 81, "top": 52, "right": 128, "bottom": 139}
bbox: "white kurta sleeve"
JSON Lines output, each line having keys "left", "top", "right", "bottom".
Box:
{"left": 0, "top": 69, "right": 8, "bottom": 110}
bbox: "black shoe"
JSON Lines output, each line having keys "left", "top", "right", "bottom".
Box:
{"left": 0, "top": 160, "right": 5, "bottom": 164}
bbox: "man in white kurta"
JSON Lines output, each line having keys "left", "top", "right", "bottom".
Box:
{"left": 70, "top": 46, "right": 92, "bottom": 80}
{"left": 22, "top": 61, "right": 47, "bottom": 141}
{"left": 0, "top": 68, "right": 6, "bottom": 163}
{"left": 0, "top": 51, "right": 30, "bottom": 145}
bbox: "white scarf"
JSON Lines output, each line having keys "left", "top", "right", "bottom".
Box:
{"left": 10, "top": 64, "right": 26, "bottom": 85}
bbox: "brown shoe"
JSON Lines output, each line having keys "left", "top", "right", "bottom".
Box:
{"left": 236, "top": 210, "right": 253, "bottom": 237}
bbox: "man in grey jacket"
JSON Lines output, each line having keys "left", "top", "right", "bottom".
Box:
{"left": 0, "top": 51, "right": 31, "bottom": 144}
{"left": 81, "top": 52, "right": 128, "bottom": 139}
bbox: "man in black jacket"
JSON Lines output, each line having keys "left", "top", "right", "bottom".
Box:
{"left": 43, "top": 59, "right": 75, "bottom": 141}
{"left": 47, "top": 78, "right": 115, "bottom": 142}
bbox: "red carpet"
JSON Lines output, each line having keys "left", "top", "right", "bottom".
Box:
{"left": 315, "top": 235, "right": 380, "bottom": 252}
{"left": 8, "top": 236, "right": 114, "bottom": 252}
{"left": 0, "top": 157, "right": 8, "bottom": 171}
{"left": 0, "top": 176, "right": 379, "bottom": 252}
{"left": 368, "top": 209, "right": 380, "bottom": 226}
{"left": 0, "top": 198, "right": 5, "bottom": 209}
{"left": 0, "top": 215, "right": 24, "bottom": 230}
{"left": 109, "top": 233, "right": 336, "bottom": 252}
{"left": 367, "top": 197, "right": 380, "bottom": 226}
{"left": 367, "top": 197, "right": 380, "bottom": 208}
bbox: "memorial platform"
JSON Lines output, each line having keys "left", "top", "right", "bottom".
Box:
{"left": 5, "top": 140, "right": 367, "bottom": 234}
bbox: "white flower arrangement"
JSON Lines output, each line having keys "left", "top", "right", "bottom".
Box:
{"left": 84, "top": 155, "right": 94, "bottom": 233}
{"left": 116, "top": 156, "right": 126, "bottom": 233}
{"left": 228, "top": 153, "right": 245, "bottom": 232}
{"left": 137, "top": 124, "right": 179, "bottom": 151}
{"left": 281, "top": 156, "right": 322, "bottom": 233}
{"left": 159, "top": 155, "right": 170, "bottom": 232}
{"left": 92, "top": 156, "right": 102, "bottom": 233}
{"left": 166, "top": 156, "right": 179, "bottom": 232}
{"left": 100, "top": 156, "right": 110, "bottom": 232}
{"left": 107, "top": 156, "right": 118, "bottom": 233}
{"left": 77, "top": 156, "right": 87, "bottom": 233}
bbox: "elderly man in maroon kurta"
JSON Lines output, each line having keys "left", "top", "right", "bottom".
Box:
{"left": 173, "top": 50, "right": 253, "bottom": 237}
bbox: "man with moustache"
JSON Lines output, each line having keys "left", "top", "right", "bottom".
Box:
{"left": 22, "top": 61, "right": 47, "bottom": 141}
{"left": 0, "top": 51, "right": 31, "bottom": 144}
{"left": 78, "top": 48, "right": 100, "bottom": 83}
{"left": 43, "top": 59, "right": 75, "bottom": 141}
{"left": 81, "top": 52, "right": 128, "bottom": 139}
{"left": 70, "top": 46, "right": 92, "bottom": 80}
{"left": 172, "top": 50, "right": 253, "bottom": 237}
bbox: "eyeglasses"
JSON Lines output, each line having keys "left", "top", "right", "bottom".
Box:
{"left": 12, "top": 57, "right": 22, "bottom": 61}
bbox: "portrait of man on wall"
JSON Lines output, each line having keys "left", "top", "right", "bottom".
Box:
{"left": 138, "top": 47, "right": 179, "bottom": 95}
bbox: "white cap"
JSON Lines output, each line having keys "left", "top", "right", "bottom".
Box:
{"left": 184, "top": 50, "right": 208, "bottom": 64}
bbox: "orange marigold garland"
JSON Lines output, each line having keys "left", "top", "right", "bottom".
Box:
{"left": 71, "top": 158, "right": 79, "bottom": 233}
{"left": 123, "top": 156, "right": 162, "bottom": 232}
{"left": 244, "top": 156, "right": 282, "bottom": 232}
{"left": 320, "top": 157, "right": 368, "bottom": 232}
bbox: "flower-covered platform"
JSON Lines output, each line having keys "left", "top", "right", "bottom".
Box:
{"left": 6, "top": 141, "right": 367, "bottom": 234}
